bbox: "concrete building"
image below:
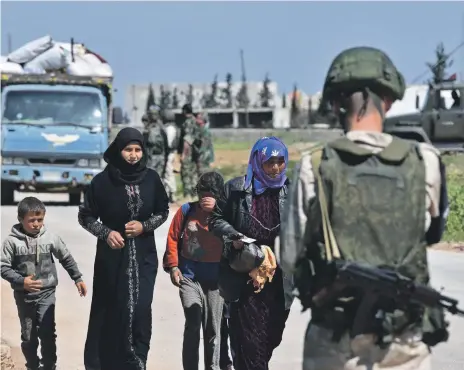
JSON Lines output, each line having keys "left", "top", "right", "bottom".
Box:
{"left": 124, "top": 80, "right": 313, "bottom": 128}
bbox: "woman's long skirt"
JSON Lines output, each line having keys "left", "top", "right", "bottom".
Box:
{"left": 228, "top": 268, "right": 290, "bottom": 370}
{"left": 84, "top": 237, "right": 158, "bottom": 370}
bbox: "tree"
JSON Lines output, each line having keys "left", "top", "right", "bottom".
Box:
{"left": 206, "top": 74, "right": 219, "bottom": 108}
{"left": 291, "top": 84, "right": 299, "bottom": 114}
{"left": 290, "top": 84, "right": 300, "bottom": 127}
{"left": 219, "top": 73, "right": 233, "bottom": 108}
{"left": 225, "top": 73, "right": 233, "bottom": 108}
{"left": 426, "top": 42, "right": 453, "bottom": 84}
{"left": 259, "top": 73, "right": 273, "bottom": 108}
{"left": 282, "top": 93, "right": 286, "bottom": 108}
{"left": 186, "top": 84, "right": 194, "bottom": 105}
{"left": 172, "top": 87, "right": 179, "bottom": 109}
{"left": 146, "top": 83, "right": 156, "bottom": 112}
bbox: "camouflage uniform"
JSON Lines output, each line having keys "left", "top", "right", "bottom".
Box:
{"left": 193, "top": 113, "right": 215, "bottom": 175}
{"left": 162, "top": 111, "right": 180, "bottom": 203}
{"left": 145, "top": 106, "right": 168, "bottom": 177}
{"left": 279, "top": 47, "right": 448, "bottom": 370}
{"left": 180, "top": 114, "right": 199, "bottom": 199}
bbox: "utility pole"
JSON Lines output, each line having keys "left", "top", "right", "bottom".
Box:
{"left": 240, "top": 49, "right": 250, "bottom": 128}
{"left": 7, "top": 33, "right": 12, "bottom": 53}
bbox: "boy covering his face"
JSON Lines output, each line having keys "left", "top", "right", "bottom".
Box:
{"left": 163, "top": 171, "right": 226, "bottom": 370}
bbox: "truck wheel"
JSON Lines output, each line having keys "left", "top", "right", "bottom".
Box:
{"left": 69, "top": 192, "right": 81, "bottom": 206}
{"left": 1, "top": 182, "right": 15, "bottom": 205}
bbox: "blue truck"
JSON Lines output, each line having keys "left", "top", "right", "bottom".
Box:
{"left": 1, "top": 72, "right": 122, "bottom": 205}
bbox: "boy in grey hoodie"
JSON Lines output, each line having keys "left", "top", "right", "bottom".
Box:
{"left": 1, "top": 197, "right": 87, "bottom": 370}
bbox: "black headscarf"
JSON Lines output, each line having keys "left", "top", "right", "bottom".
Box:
{"left": 103, "top": 127, "right": 148, "bottom": 184}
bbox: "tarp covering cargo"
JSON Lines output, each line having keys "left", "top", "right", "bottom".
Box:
{"left": 0, "top": 35, "right": 113, "bottom": 78}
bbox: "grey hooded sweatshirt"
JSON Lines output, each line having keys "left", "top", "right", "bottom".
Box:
{"left": 1, "top": 224, "right": 83, "bottom": 299}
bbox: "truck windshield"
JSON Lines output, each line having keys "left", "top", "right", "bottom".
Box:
{"left": 2, "top": 90, "right": 104, "bottom": 126}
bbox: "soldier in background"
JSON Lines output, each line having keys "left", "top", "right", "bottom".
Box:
{"left": 162, "top": 110, "right": 180, "bottom": 203}
{"left": 145, "top": 105, "right": 168, "bottom": 177}
{"left": 194, "top": 111, "right": 215, "bottom": 175}
{"left": 179, "top": 104, "right": 199, "bottom": 200}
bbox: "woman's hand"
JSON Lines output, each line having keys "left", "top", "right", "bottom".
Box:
{"left": 125, "top": 220, "right": 144, "bottom": 238}
{"left": 107, "top": 231, "right": 125, "bottom": 249}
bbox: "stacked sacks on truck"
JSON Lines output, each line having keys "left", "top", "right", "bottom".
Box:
{"left": 0, "top": 56, "right": 24, "bottom": 74}
{"left": 66, "top": 49, "right": 113, "bottom": 78}
{"left": 0, "top": 35, "right": 112, "bottom": 78}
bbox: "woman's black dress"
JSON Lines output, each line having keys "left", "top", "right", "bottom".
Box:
{"left": 78, "top": 128, "right": 169, "bottom": 370}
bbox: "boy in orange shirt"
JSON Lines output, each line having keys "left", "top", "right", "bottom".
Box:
{"left": 164, "top": 171, "right": 226, "bottom": 370}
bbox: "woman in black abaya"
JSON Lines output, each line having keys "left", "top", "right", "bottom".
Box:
{"left": 78, "top": 127, "right": 169, "bottom": 370}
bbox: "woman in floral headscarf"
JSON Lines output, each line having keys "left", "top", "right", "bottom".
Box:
{"left": 209, "top": 136, "right": 293, "bottom": 370}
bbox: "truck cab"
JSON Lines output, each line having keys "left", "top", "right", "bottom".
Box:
{"left": 384, "top": 82, "right": 464, "bottom": 153}
{"left": 1, "top": 72, "right": 121, "bottom": 205}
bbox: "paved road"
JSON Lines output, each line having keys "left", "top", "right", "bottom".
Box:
{"left": 1, "top": 193, "right": 464, "bottom": 370}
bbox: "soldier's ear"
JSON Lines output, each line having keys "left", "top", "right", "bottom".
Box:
{"left": 383, "top": 97, "right": 394, "bottom": 113}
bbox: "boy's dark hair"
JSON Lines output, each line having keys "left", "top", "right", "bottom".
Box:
{"left": 196, "top": 171, "right": 224, "bottom": 199}
{"left": 17, "top": 197, "right": 46, "bottom": 219}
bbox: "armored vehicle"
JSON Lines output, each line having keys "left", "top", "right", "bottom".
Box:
{"left": 384, "top": 81, "right": 464, "bottom": 153}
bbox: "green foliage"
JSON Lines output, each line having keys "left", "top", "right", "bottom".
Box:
{"left": 426, "top": 42, "right": 453, "bottom": 84}
{"left": 146, "top": 84, "right": 156, "bottom": 112}
{"left": 442, "top": 154, "right": 464, "bottom": 241}
{"left": 443, "top": 173, "right": 464, "bottom": 242}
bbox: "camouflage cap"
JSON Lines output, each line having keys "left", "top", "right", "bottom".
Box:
{"left": 322, "top": 46, "right": 406, "bottom": 102}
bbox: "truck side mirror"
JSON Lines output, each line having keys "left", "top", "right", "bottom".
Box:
{"left": 112, "top": 106, "right": 124, "bottom": 125}
{"left": 415, "top": 94, "right": 419, "bottom": 109}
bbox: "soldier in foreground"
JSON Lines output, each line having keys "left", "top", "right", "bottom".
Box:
{"left": 145, "top": 104, "right": 168, "bottom": 177}
{"left": 179, "top": 104, "right": 200, "bottom": 200}
{"left": 280, "top": 47, "right": 450, "bottom": 369}
{"left": 163, "top": 110, "right": 180, "bottom": 203}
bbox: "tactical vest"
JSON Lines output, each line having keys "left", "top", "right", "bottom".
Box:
{"left": 309, "top": 136, "right": 448, "bottom": 345}
{"left": 316, "top": 136, "right": 428, "bottom": 283}
{"left": 147, "top": 124, "right": 167, "bottom": 156}
{"left": 193, "top": 126, "right": 215, "bottom": 166}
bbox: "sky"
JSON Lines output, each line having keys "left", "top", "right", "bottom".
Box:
{"left": 1, "top": 1, "right": 464, "bottom": 108}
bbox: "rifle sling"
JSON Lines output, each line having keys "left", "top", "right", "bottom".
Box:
{"left": 310, "top": 148, "right": 341, "bottom": 261}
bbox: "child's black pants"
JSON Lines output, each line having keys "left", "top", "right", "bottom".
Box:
{"left": 14, "top": 289, "right": 57, "bottom": 370}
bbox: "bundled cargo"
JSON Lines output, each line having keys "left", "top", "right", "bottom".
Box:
{"left": 0, "top": 35, "right": 113, "bottom": 78}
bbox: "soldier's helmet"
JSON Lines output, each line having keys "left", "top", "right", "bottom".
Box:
{"left": 147, "top": 104, "right": 161, "bottom": 122}
{"left": 322, "top": 47, "right": 406, "bottom": 103}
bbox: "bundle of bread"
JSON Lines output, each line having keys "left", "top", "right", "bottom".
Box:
{"left": 248, "top": 245, "right": 277, "bottom": 293}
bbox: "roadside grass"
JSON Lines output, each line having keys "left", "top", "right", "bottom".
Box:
{"left": 177, "top": 138, "right": 464, "bottom": 243}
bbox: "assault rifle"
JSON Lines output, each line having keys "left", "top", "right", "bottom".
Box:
{"left": 313, "top": 260, "right": 464, "bottom": 338}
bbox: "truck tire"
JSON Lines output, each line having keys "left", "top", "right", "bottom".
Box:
{"left": 69, "top": 192, "right": 81, "bottom": 206}
{"left": 1, "top": 182, "right": 15, "bottom": 205}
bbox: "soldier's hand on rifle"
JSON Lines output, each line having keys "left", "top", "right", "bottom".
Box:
{"left": 312, "top": 281, "right": 346, "bottom": 307}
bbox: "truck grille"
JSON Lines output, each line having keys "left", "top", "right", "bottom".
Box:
{"left": 28, "top": 158, "right": 77, "bottom": 166}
